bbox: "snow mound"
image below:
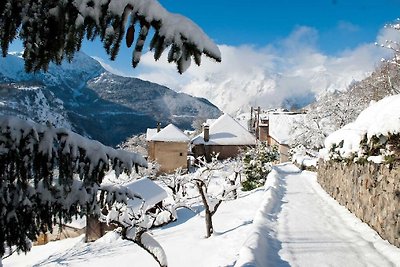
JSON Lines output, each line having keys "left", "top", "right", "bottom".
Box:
{"left": 321, "top": 94, "right": 400, "bottom": 161}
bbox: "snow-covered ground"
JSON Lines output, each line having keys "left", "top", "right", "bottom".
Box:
{"left": 5, "top": 163, "right": 400, "bottom": 267}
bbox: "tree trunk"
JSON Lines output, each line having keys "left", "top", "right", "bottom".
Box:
{"left": 204, "top": 208, "right": 213, "bottom": 238}
{"left": 196, "top": 181, "right": 213, "bottom": 238}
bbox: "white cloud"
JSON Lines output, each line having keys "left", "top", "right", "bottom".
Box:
{"left": 108, "top": 26, "right": 395, "bottom": 114}
{"left": 337, "top": 21, "right": 360, "bottom": 32}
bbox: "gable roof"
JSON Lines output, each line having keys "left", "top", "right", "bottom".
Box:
{"left": 268, "top": 113, "right": 306, "bottom": 145}
{"left": 146, "top": 128, "right": 158, "bottom": 141}
{"left": 192, "top": 113, "right": 256, "bottom": 145}
{"left": 148, "top": 124, "right": 189, "bottom": 142}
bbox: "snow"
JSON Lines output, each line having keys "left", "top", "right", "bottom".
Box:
{"left": 321, "top": 94, "right": 400, "bottom": 160}
{"left": 268, "top": 112, "right": 306, "bottom": 145}
{"left": 74, "top": 0, "right": 220, "bottom": 63}
{"left": 148, "top": 124, "right": 189, "bottom": 142}
{"left": 124, "top": 177, "right": 168, "bottom": 212}
{"left": 236, "top": 163, "right": 400, "bottom": 266}
{"left": 146, "top": 128, "right": 159, "bottom": 141}
{"left": 191, "top": 113, "right": 256, "bottom": 145}
{"left": 5, "top": 163, "right": 400, "bottom": 267}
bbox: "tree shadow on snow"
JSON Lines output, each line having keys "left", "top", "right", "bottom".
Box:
{"left": 161, "top": 204, "right": 204, "bottom": 230}
{"left": 32, "top": 237, "right": 133, "bottom": 266}
{"left": 213, "top": 219, "right": 254, "bottom": 236}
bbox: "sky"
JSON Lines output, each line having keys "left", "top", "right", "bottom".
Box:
{"left": 8, "top": 0, "right": 400, "bottom": 112}
{"left": 73, "top": 0, "right": 400, "bottom": 77}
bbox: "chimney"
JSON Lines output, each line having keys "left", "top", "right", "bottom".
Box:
{"left": 157, "top": 122, "right": 161, "bottom": 132}
{"left": 250, "top": 107, "right": 253, "bottom": 131}
{"left": 203, "top": 125, "right": 210, "bottom": 142}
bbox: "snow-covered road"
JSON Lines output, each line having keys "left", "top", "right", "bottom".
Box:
{"left": 236, "top": 163, "right": 400, "bottom": 267}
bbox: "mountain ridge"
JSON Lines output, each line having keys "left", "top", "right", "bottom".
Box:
{"left": 0, "top": 52, "right": 221, "bottom": 146}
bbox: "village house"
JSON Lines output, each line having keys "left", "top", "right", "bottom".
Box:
{"left": 251, "top": 108, "right": 306, "bottom": 162}
{"left": 147, "top": 123, "right": 190, "bottom": 174}
{"left": 191, "top": 113, "right": 257, "bottom": 161}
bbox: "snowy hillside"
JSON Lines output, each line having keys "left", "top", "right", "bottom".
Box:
{"left": 0, "top": 52, "right": 221, "bottom": 146}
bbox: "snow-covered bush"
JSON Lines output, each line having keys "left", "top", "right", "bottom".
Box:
{"left": 241, "top": 142, "right": 278, "bottom": 191}
{"left": 0, "top": 116, "right": 147, "bottom": 260}
{"left": 320, "top": 94, "right": 400, "bottom": 165}
{"left": 291, "top": 145, "right": 318, "bottom": 170}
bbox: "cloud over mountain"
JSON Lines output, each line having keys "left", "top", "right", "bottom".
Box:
{"left": 130, "top": 26, "right": 395, "bottom": 114}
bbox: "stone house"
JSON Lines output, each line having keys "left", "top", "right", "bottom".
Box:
{"left": 191, "top": 113, "right": 257, "bottom": 161}
{"left": 147, "top": 123, "right": 190, "bottom": 174}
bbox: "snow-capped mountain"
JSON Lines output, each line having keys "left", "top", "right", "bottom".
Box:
{"left": 180, "top": 66, "right": 369, "bottom": 115}
{"left": 0, "top": 52, "right": 221, "bottom": 146}
{"left": 137, "top": 45, "right": 378, "bottom": 115}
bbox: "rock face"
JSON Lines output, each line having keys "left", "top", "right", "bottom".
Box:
{"left": 317, "top": 161, "right": 400, "bottom": 248}
{"left": 0, "top": 52, "right": 221, "bottom": 146}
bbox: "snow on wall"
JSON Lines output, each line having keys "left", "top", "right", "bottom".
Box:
{"left": 321, "top": 94, "right": 400, "bottom": 161}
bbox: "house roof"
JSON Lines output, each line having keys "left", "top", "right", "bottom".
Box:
{"left": 147, "top": 124, "right": 189, "bottom": 142}
{"left": 126, "top": 177, "right": 168, "bottom": 212}
{"left": 192, "top": 113, "right": 256, "bottom": 145}
{"left": 146, "top": 128, "right": 158, "bottom": 141}
{"left": 268, "top": 113, "right": 306, "bottom": 145}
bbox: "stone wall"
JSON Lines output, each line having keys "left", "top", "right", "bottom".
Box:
{"left": 317, "top": 161, "right": 400, "bottom": 248}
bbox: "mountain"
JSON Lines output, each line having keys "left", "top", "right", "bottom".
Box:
{"left": 180, "top": 67, "right": 369, "bottom": 115}
{"left": 0, "top": 52, "right": 221, "bottom": 146}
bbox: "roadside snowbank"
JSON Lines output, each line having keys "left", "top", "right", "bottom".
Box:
{"left": 235, "top": 166, "right": 283, "bottom": 267}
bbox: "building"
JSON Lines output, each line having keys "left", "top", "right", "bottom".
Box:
{"left": 250, "top": 108, "right": 306, "bottom": 162}
{"left": 191, "top": 113, "right": 257, "bottom": 161}
{"left": 147, "top": 124, "right": 190, "bottom": 174}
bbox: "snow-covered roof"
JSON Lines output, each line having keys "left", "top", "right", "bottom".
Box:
{"left": 269, "top": 113, "right": 306, "bottom": 145}
{"left": 126, "top": 178, "right": 168, "bottom": 212}
{"left": 192, "top": 113, "right": 256, "bottom": 145}
{"left": 148, "top": 124, "right": 189, "bottom": 142}
{"left": 146, "top": 128, "right": 158, "bottom": 141}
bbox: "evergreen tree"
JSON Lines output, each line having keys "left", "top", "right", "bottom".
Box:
{"left": 0, "top": 0, "right": 221, "bottom": 73}
{"left": 242, "top": 142, "right": 278, "bottom": 191}
{"left": 0, "top": 116, "right": 147, "bottom": 260}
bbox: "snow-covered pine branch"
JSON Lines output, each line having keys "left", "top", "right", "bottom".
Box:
{"left": 0, "top": 115, "right": 147, "bottom": 258}
{"left": 0, "top": 0, "right": 221, "bottom": 73}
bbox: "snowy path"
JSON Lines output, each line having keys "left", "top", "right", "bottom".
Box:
{"left": 236, "top": 163, "right": 400, "bottom": 267}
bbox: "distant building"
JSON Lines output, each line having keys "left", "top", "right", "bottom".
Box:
{"left": 147, "top": 124, "right": 190, "bottom": 174}
{"left": 251, "top": 108, "right": 306, "bottom": 162}
{"left": 191, "top": 113, "right": 257, "bottom": 161}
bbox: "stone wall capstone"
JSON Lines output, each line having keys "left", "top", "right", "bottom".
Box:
{"left": 317, "top": 160, "right": 400, "bottom": 248}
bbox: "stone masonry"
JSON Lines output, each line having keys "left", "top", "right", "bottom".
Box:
{"left": 317, "top": 160, "right": 400, "bottom": 248}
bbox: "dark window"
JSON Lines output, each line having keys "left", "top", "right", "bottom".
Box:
{"left": 179, "top": 152, "right": 183, "bottom": 156}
